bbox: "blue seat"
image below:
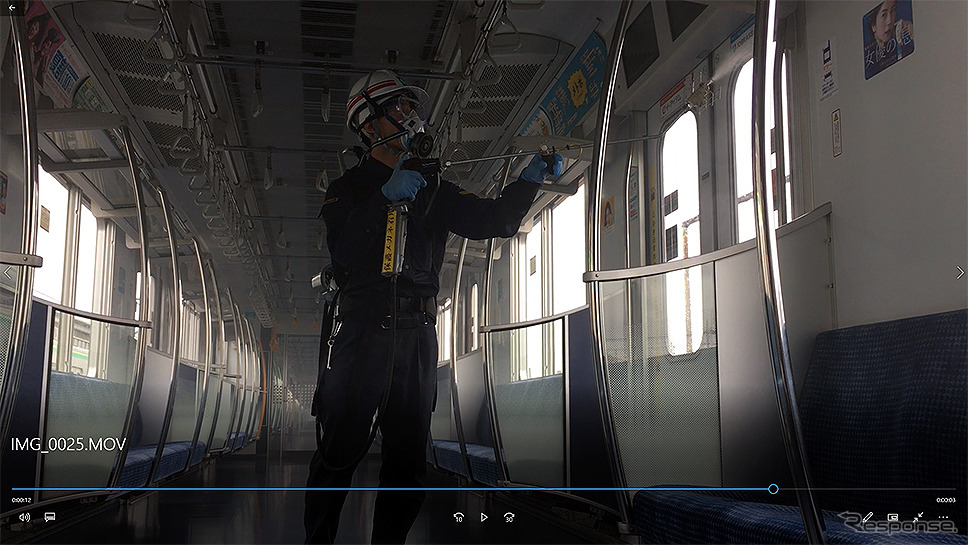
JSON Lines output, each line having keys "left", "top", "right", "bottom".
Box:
{"left": 117, "top": 448, "right": 154, "bottom": 489}
{"left": 432, "top": 440, "right": 500, "bottom": 486}
{"left": 633, "top": 309, "right": 968, "bottom": 543}
{"left": 190, "top": 441, "right": 207, "bottom": 465}
{"left": 48, "top": 372, "right": 204, "bottom": 491}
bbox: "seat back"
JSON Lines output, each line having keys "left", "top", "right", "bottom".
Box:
{"left": 799, "top": 309, "right": 967, "bottom": 528}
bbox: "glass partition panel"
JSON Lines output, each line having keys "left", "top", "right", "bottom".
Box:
{"left": 488, "top": 319, "right": 564, "bottom": 487}
{"left": 166, "top": 362, "right": 201, "bottom": 446}
{"left": 600, "top": 262, "right": 720, "bottom": 497}
{"left": 211, "top": 379, "right": 236, "bottom": 450}
{"left": 198, "top": 367, "right": 222, "bottom": 453}
{"left": 0, "top": 270, "right": 19, "bottom": 388}
{"left": 41, "top": 310, "right": 139, "bottom": 500}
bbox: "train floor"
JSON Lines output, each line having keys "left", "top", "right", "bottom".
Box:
{"left": 24, "top": 442, "right": 607, "bottom": 544}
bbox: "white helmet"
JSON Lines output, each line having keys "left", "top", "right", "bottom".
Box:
{"left": 345, "top": 69, "right": 430, "bottom": 135}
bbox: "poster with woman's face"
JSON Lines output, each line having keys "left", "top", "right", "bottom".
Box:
{"left": 863, "top": 0, "right": 915, "bottom": 79}
{"left": 24, "top": 0, "right": 65, "bottom": 87}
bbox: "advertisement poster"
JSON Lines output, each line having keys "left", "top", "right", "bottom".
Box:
{"left": 863, "top": 0, "right": 914, "bottom": 80}
{"left": 602, "top": 196, "right": 615, "bottom": 232}
{"left": 520, "top": 31, "right": 608, "bottom": 137}
{"left": 628, "top": 167, "right": 639, "bottom": 222}
{"left": 24, "top": 0, "right": 88, "bottom": 108}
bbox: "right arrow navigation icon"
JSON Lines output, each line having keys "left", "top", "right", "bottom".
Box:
{"left": 958, "top": 266, "right": 965, "bottom": 280}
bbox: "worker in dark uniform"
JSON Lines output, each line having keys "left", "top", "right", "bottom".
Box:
{"left": 304, "top": 69, "right": 562, "bottom": 544}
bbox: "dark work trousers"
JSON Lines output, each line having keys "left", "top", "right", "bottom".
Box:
{"left": 304, "top": 307, "right": 437, "bottom": 544}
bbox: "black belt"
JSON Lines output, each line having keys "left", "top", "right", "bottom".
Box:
{"left": 393, "top": 296, "right": 436, "bottom": 313}
{"left": 338, "top": 296, "right": 436, "bottom": 316}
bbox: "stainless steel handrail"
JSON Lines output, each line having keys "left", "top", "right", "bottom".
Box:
{"left": 232, "top": 304, "right": 248, "bottom": 448}
{"left": 205, "top": 261, "right": 228, "bottom": 452}
{"left": 147, "top": 187, "right": 182, "bottom": 484}
{"left": 0, "top": 251, "right": 42, "bottom": 267}
{"left": 586, "top": 0, "right": 634, "bottom": 528}
{"left": 1, "top": 1, "right": 41, "bottom": 448}
{"left": 224, "top": 295, "right": 244, "bottom": 449}
{"left": 480, "top": 305, "right": 587, "bottom": 334}
{"left": 186, "top": 237, "right": 212, "bottom": 470}
{"left": 33, "top": 297, "right": 153, "bottom": 329}
{"left": 449, "top": 237, "right": 474, "bottom": 481}
{"left": 582, "top": 203, "right": 831, "bottom": 283}
{"left": 108, "top": 125, "right": 152, "bottom": 489}
{"left": 481, "top": 153, "right": 516, "bottom": 485}
{"left": 243, "top": 320, "right": 260, "bottom": 441}
{"left": 751, "top": 1, "right": 825, "bottom": 542}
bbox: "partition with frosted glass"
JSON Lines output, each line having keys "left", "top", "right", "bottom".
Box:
{"left": 591, "top": 205, "right": 834, "bottom": 498}
{"left": 486, "top": 318, "right": 565, "bottom": 488}
{"left": 33, "top": 121, "right": 151, "bottom": 500}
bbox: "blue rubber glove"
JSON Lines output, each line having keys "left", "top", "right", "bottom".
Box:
{"left": 520, "top": 153, "right": 564, "bottom": 184}
{"left": 381, "top": 156, "right": 427, "bottom": 201}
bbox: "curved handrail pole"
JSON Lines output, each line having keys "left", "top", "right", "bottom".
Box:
{"left": 0, "top": 1, "right": 40, "bottom": 447}
{"left": 204, "top": 260, "right": 228, "bottom": 452}
{"left": 751, "top": 1, "right": 825, "bottom": 542}
{"left": 449, "top": 238, "right": 474, "bottom": 480}
{"left": 108, "top": 125, "right": 152, "bottom": 488}
{"left": 481, "top": 154, "right": 516, "bottom": 484}
{"left": 225, "top": 294, "right": 245, "bottom": 449}
{"left": 186, "top": 237, "right": 211, "bottom": 470}
{"left": 147, "top": 187, "right": 182, "bottom": 483}
{"left": 586, "top": 0, "right": 634, "bottom": 526}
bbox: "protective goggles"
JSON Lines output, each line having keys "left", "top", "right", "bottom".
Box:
{"left": 361, "top": 92, "right": 428, "bottom": 127}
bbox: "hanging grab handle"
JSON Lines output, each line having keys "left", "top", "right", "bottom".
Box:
{"left": 488, "top": 2, "right": 521, "bottom": 53}
{"left": 471, "top": 48, "right": 502, "bottom": 86}
{"left": 459, "top": 85, "right": 487, "bottom": 114}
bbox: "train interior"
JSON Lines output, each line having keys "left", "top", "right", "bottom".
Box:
{"left": 1, "top": 0, "right": 966, "bottom": 543}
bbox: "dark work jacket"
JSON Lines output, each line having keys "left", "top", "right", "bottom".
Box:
{"left": 321, "top": 156, "right": 540, "bottom": 301}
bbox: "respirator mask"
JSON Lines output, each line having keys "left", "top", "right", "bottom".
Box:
{"left": 376, "top": 94, "right": 435, "bottom": 158}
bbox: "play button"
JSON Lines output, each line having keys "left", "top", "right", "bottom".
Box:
{"left": 480, "top": 513, "right": 488, "bottom": 522}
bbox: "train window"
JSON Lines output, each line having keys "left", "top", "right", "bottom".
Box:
{"left": 780, "top": 54, "right": 793, "bottom": 223}
{"left": 34, "top": 168, "right": 69, "bottom": 304}
{"left": 524, "top": 215, "right": 542, "bottom": 321}
{"left": 74, "top": 203, "right": 97, "bottom": 313}
{"left": 733, "top": 55, "right": 791, "bottom": 242}
{"left": 181, "top": 301, "right": 202, "bottom": 362}
{"left": 733, "top": 59, "right": 756, "bottom": 243}
{"left": 470, "top": 283, "right": 479, "bottom": 351}
{"left": 438, "top": 298, "right": 452, "bottom": 362}
{"left": 523, "top": 215, "right": 543, "bottom": 379}
{"left": 661, "top": 111, "right": 700, "bottom": 261}
{"left": 661, "top": 111, "right": 703, "bottom": 354}
{"left": 552, "top": 185, "right": 587, "bottom": 314}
